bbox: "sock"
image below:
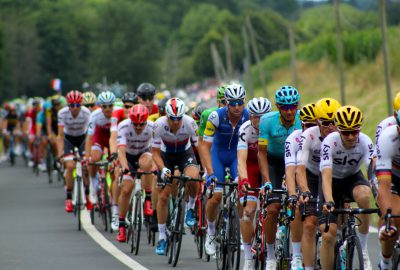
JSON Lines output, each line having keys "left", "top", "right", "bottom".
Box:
{"left": 145, "top": 189, "right": 151, "bottom": 201}
{"left": 66, "top": 189, "right": 72, "bottom": 200}
{"left": 85, "top": 186, "right": 89, "bottom": 196}
{"left": 291, "top": 241, "right": 302, "bottom": 257}
{"left": 158, "top": 224, "right": 167, "bottom": 240}
{"left": 207, "top": 220, "right": 216, "bottom": 236}
{"left": 357, "top": 231, "right": 368, "bottom": 251}
{"left": 305, "top": 267, "right": 314, "bottom": 270}
{"left": 187, "top": 196, "right": 196, "bottom": 209}
{"left": 267, "top": 244, "right": 275, "bottom": 260}
{"left": 119, "top": 216, "right": 125, "bottom": 228}
{"left": 112, "top": 205, "right": 119, "bottom": 216}
{"left": 90, "top": 176, "right": 97, "bottom": 190}
{"left": 381, "top": 254, "right": 392, "bottom": 265}
{"left": 243, "top": 242, "right": 252, "bottom": 260}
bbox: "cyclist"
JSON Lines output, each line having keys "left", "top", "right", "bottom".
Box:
{"left": 376, "top": 108, "right": 400, "bottom": 269}
{"left": 116, "top": 104, "right": 155, "bottom": 242}
{"left": 201, "top": 84, "right": 249, "bottom": 256}
{"left": 137, "top": 83, "right": 158, "bottom": 115}
{"left": 319, "top": 105, "right": 374, "bottom": 270}
{"left": 85, "top": 91, "right": 116, "bottom": 223}
{"left": 148, "top": 97, "right": 167, "bottom": 122}
{"left": 25, "top": 98, "right": 42, "bottom": 167}
{"left": 293, "top": 98, "right": 341, "bottom": 269}
{"left": 237, "top": 97, "right": 271, "bottom": 270}
{"left": 82, "top": 91, "right": 97, "bottom": 112}
{"left": 152, "top": 97, "right": 200, "bottom": 255}
{"left": 1, "top": 103, "right": 21, "bottom": 161}
{"left": 36, "top": 99, "right": 51, "bottom": 171}
{"left": 57, "top": 90, "right": 91, "bottom": 212}
{"left": 257, "top": 86, "right": 301, "bottom": 269}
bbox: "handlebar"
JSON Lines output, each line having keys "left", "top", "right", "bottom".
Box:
{"left": 324, "top": 207, "right": 380, "bottom": 233}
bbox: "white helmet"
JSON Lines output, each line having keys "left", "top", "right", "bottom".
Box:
{"left": 97, "top": 91, "right": 115, "bottom": 105}
{"left": 224, "top": 84, "right": 246, "bottom": 100}
{"left": 165, "top": 98, "right": 185, "bottom": 118}
{"left": 247, "top": 97, "right": 271, "bottom": 116}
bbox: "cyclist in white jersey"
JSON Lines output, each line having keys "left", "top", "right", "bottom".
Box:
{"left": 375, "top": 92, "right": 400, "bottom": 145}
{"left": 116, "top": 104, "right": 155, "bottom": 242}
{"left": 295, "top": 98, "right": 341, "bottom": 270}
{"left": 285, "top": 102, "right": 326, "bottom": 270}
{"left": 319, "top": 106, "right": 374, "bottom": 270}
{"left": 152, "top": 98, "right": 200, "bottom": 255}
{"left": 57, "top": 90, "right": 91, "bottom": 213}
{"left": 376, "top": 109, "right": 400, "bottom": 269}
{"left": 237, "top": 97, "right": 271, "bottom": 270}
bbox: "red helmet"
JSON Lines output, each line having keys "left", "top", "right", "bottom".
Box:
{"left": 66, "top": 90, "right": 83, "bottom": 104}
{"left": 129, "top": 104, "right": 149, "bottom": 124}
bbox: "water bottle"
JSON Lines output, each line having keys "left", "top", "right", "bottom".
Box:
{"left": 339, "top": 240, "right": 347, "bottom": 269}
{"left": 276, "top": 225, "right": 286, "bottom": 241}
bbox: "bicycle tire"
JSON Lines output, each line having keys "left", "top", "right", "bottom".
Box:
{"left": 194, "top": 197, "right": 203, "bottom": 259}
{"left": 254, "top": 212, "right": 266, "bottom": 270}
{"left": 103, "top": 177, "right": 112, "bottom": 233}
{"left": 347, "top": 235, "right": 364, "bottom": 270}
{"left": 133, "top": 192, "right": 142, "bottom": 255}
{"left": 169, "top": 198, "right": 185, "bottom": 267}
{"left": 276, "top": 225, "right": 291, "bottom": 270}
{"left": 392, "top": 248, "right": 400, "bottom": 270}
{"left": 77, "top": 177, "right": 82, "bottom": 231}
{"left": 226, "top": 206, "right": 241, "bottom": 270}
{"left": 215, "top": 211, "right": 225, "bottom": 270}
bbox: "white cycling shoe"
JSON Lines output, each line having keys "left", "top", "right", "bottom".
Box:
{"left": 204, "top": 233, "right": 216, "bottom": 256}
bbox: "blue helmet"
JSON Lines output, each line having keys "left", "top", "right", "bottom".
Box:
{"left": 275, "top": 86, "right": 299, "bottom": 105}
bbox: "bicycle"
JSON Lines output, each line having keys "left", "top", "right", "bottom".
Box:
{"left": 325, "top": 205, "right": 379, "bottom": 270}
{"left": 384, "top": 208, "right": 400, "bottom": 269}
{"left": 164, "top": 173, "right": 203, "bottom": 267}
{"left": 45, "top": 140, "right": 54, "bottom": 183}
{"left": 71, "top": 147, "right": 87, "bottom": 231}
{"left": 32, "top": 137, "right": 41, "bottom": 176}
{"left": 209, "top": 168, "right": 241, "bottom": 270}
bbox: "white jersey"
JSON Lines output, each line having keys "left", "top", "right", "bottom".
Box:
{"left": 57, "top": 106, "right": 91, "bottom": 136}
{"left": 320, "top": 132, "right": 375, "bottom": 179}
{"left": 376, "top": 125, "right": 400, "bottom": 176}
{"left": 284, "top": 129, "right": 302, "bottom": 167}
{"left": 297, "top": 126, "right": 323, "bottom": 175}
{"left": 87, "top": 108, "right": 112, "bottom": 135}
{"left": 117, "top": 119, "right": 153, "bottom": 155}
{"left": 152, "top": 115, "right": 198, "bottom": 153}
{"left": 237, "top": 120, "right": 259, "bottom": 162}
{"left": 375, "top": 116, "right": 396, "bottom": 145}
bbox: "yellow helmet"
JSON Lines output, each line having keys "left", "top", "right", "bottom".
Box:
{"left": 393, "top": 92, "right": 400, "bottom": 111}
{"left": 300, "top": 103, "right": 316, "bottom": 122}
{"left": 334, "top": 105, "right": 363, "bottom": 130}
{"left": 314, "top": 98, "right": 341, "bottom": 120}
{"left": 82, "top": 91, "right": 97, "bottom": 105}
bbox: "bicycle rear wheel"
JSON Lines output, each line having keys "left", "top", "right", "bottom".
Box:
{"left": 393, "top": 247, "right": 400, "bottom": 270}
{"left": 126, "top": 197, "right": 134, "bottom": 253}
{"left": 276, "top": 225, "right": 291, "bottom": 270}
{"left": 194, "top": 196, "right": 203, "bottom": 259}
{"left": 254, "top": 213, "right": 266, "bottom": 270}
{"left": 168, "top": 198, "right": 185, "bottom": 267}
{"left": 133, "top": 192, "right": 142, "bottom": 255}
{"left": 226, "top": 206, "right": 241, "bottom": 270}
{"left": 76, "top": 178, "right": 82, "bottom": 231}
{"left": 346, "top": 235, "right": 364, "bottom": 270}
{"left": 215, "top": 211, "right": 225, "bottom": 270}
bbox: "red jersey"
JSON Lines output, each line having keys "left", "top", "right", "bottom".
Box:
{"left": 110, "top": 108, "right": 127, "bottom": 132}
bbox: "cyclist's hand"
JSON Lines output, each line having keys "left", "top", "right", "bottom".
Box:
{"left": 287, "top": 195, "right": 298, "bottom": 208}
{"left": 260, "top": 182, "right": 273, "bottom": 195}
{"left": 206, "top": 174, "right": 217, "bottom": 186}
{"left": 299, "top": 191, "right": 312, "bottom": 204}
{"left": 239, "top": 178, "right": 250, "bottom": 193}
{"left": 161, "top": 167, "right": 171, "bottom": 180}
{"left": 323, "top": 201, "right": 335, "bottom": 213}
{"left": 379, "top": 224, "right": 398, "bottom": 240}
{"left": 110, "top": 152, "right": 118, "bottom": 162}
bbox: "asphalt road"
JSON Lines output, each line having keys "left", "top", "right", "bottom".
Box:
{"left": 0, "top": 158, "right": 382, "bottom": 270}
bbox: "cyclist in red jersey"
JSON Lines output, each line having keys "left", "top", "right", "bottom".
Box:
{"left": 25, "top": 98, "right": 42, "bottom": 166}
{"left": 137, "top": 83, "right": 158, "bottom": 115}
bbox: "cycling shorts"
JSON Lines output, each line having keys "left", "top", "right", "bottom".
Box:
{"left": 92, "top": 128, "right": 110, "bottom": 152}
{"left": 64, "top": 134, "right": 86, "bottom": 158}
{"left": 207, "top": 147, "right": 238, "bottom": 192}
{"left": 300, "top": 169, "right": 320, "bottom": 217}
{"left": 266, "top": 154, "right": 285, "bottom": 205}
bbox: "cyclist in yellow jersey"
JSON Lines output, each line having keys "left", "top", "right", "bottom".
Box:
{"left": 148, "top": 97, "right": 167, "bottom": 122}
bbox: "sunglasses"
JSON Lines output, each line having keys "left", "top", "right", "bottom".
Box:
{"left": 124, "top": 104, "right": 133, "bottom": 109}
{"left": 139, "top": 95, "right": 154, "bottom": 101}
{"left": 302, "top": 122, "right": 317, "bottom": 128}
{"left": 101, "top": 104, "right": 113, "bottom": 109}
{"left": 168, "top": 115, "right": 183, "bottom": 122}
{"left": 69, "top": 103, "right": 81, "bottom": 108}
{"left": 318, "top": 120, "right": 335, "bottom": 127}
{"left": 133, "top": 122, "right": 146, "bottom": 127}
{"left": 86, "top": 103, "right": 95, "bottom": 108}
{"left": 339, "top": 129, "right": 360, "bottom": 136}
{"left": 228, "top": 99, "right": 245, "bottom": 106}
{"left": 278, "top": 104, "right": 298, "bottom": 111}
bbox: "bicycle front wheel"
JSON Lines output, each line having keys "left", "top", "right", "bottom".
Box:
{"left": 346, "top": 235, "right": 364, "bottom": 270}
{"left": 169, "top": 198, "right": 185, "bottom": 267}
{"left": 215, "top": 211, "right": 225, "bottom": 270}
{"left": 133, "top": 192, "right": 142, "bottom": 255}
{"left": 226, "top": 206, "right": 241, "bottom": 270}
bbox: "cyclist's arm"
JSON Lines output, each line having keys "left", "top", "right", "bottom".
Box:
{"left": 85, "top": 134, "right": 93, "bottom": 161}
{"left": 257, "top": 144, "right": 270, "bottom": 183}
{"left": 117, "top": 145, "right": 129, "bottom": 172}
{"left": 35, "top": 113, "right": 42, "bottom": 137}
{"left": 46, "top": 115, "right": 52, "bottom": 137}
{"left": 201, "top": 116, "right": 217, "bottom": 175}
{"left": 109, "top": 130, "right": 118, "bottom": 154}
{"left": 199, "top": 140, "right": 213, "bottom": 175}
{"left": 237, "top": 149, "right": 248, "bottom": 180}
{"left": 56, "top": 125, "right": 64, "bottom": 158}
{"left": 151, "top": 147, "right": 165, "bottom": 171}
{"left": 2, "top": 118, "right": 7, "bottom": 132}
{"left": 321, "top": 168, "right": 334, "bottom": 203}
{"left": 285, "top": 165, "right": 296, "bottom": 197}
{"left": 295, "top": 165, "right": 309, "bottom": 193}
{"left": 376, "top": 135, "right": 394, "bottom": 215}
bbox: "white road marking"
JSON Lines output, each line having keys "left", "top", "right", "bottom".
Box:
{"left": 81, "top": 210, "right": 149, "bottom": 270}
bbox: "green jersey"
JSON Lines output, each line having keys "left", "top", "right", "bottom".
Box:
{"left": 198, "top": 107, "right": 217, "bottom": 137}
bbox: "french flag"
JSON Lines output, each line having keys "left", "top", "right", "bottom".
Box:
{"left": 51, "top": 78, "right": 62, "bottom": 91}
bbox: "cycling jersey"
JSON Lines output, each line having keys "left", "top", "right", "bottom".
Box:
{"left": 4, "top": 111, "right": 19, "bottom": 131}
{"left": 88, "top": 108, "right": 113, "bottom": 149}
{"left": 296, "top": 126, "right": 322, "bottom": 175}
{"left": 258, "top": 111, "right": 302, "bottom": 157}
{"left": 26, "top": 108, "right": 40, "bottom": 135}
{"left": 376, "top": 125, "right": 400, "bottom": 177}
{"left": 152, "top": 115, "right": 198, "bottom": 153}
{"left": 110, "top": 108, "right": 126, "bottom": 132}
{"left": 148, "top": 113, "right": 159, "bottom": 123}
{"left": 198, "top": 107, "right": 217, "bottom": 137}
{"left": 58, "top": 106, "right": 91, "bottom": 136}
{"left": 237, "top": 120, "right": 258, "bottom": 163}
{"left": 375, "top": 116, "right": 396, "bottom": 145}
{"left": 36, "top": 111, "right": 47, "bottom": 134}
{"left": 320, "top": 132, "right": 375, "bottom": 179}
{"left": 284, "top": 129, "right": 302, "bottom": 167}
{"left": 44, "top": 102, "right": 60, "bottom": 135}
{"left": 117, "top": 119, "right": 153, "bottom": 155}
{"left": 149, "top": 104, "right": 158, "bottom": 115}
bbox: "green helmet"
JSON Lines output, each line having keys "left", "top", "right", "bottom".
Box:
{"left": 217, "top": 85, "right": 226, "bottom": 100}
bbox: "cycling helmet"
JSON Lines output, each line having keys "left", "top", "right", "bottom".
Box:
{"left": 247, "top": 97, "right": 271, "bottom": 116}
{"left": 137, "top": 83, "right": 156, "bottom": 97}
{"left": 158, "top": 97, "right": 168, "bottom": 116}
{"left": 82, "top": 91, "right": 97, "bottom": 105}
{"left": 129, "top": 104, "right": 149, "bottom": 124}
{"left": 66, "top": 90, "right": 83, "bottom": 104}
{"left": 121, "top": 92, "right": 137, "bottom": 103}
{"left": 314, "top": 98, "right": 341, "bottom": 120}
{"left": 224, "top": 84, "right": 246, "bottom": 100}
{"left": 97, "top": 91, "right": 115, "bottom": 105}
{"left": 300, "top": 103, "right": 316, "bottom": 122}
{"left": 334, "top": 106, "right": 363, "bottom": 130}
{"left": 275, "top": 86, "right": 299, "bottom": 105}
{"left": 217, "top": 85, "right": 227, "bottom": 100}
{"left": 192, "top": 105, "right": 207, "bottom": 121}
{"left": 165, "top": 98, "right": 185, "bottom": 118}
{"left": 393, "top": 92, "right": 400, "bottom": 111}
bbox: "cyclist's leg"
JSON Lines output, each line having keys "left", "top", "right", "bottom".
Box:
{"left": 88, "top": 144, "right": 102, "bottom": 199}
{"left": 181, "top": 151, "right": 200, "bottom": 227}
{"left": 2, "top": 130, "right": 10, "bottom": 157}
{"left": 139, "top": 152, "right": 154, "bottom": 216}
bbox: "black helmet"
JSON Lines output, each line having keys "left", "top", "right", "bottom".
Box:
{"left": 121, "top": 92, "right": 137, "bottom": 103}
{"left": 137, "top": 83, "right": 156, "bottom": 97}
{"left": 158, "top": 98, "right": 168, "bottom": 116}
{"left": 192, "top": 105, "right": 207, "bottom": 121}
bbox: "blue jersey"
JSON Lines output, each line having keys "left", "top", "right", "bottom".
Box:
{"left": 258, "top": 111, "right": 301, "bottom": 157}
